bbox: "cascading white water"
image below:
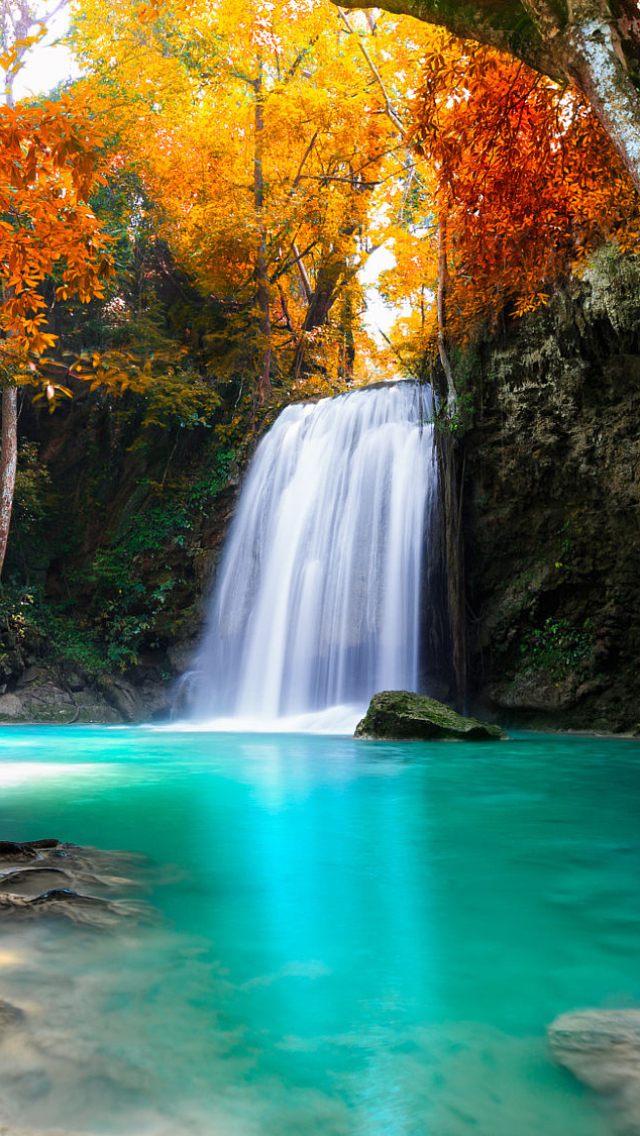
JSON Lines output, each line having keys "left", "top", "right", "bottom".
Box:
{"left": 192, "top": 381, "right": 438, "bottom": 731}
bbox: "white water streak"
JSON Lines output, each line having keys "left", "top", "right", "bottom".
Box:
{"left": 193, "top": 382, "right": 436, "bottom": 723}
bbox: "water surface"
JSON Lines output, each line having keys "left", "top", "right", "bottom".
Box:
{"left": 0, "top": 727, "right": 638, "bottom": 1134}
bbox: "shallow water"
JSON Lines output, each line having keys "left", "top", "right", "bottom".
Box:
{"left": 0, "top": 727, "right": 639, "bottom": 1135}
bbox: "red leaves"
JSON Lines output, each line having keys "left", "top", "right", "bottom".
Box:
{"left": 408, "top": 34, "right": 639, "bottom": 342}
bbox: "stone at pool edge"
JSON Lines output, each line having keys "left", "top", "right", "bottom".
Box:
{"left": 354, "top": 691, "right": 508, "bottom": 741}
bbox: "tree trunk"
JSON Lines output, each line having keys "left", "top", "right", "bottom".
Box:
{"left": 254, "top": 58, "right": 271, "bottom": 403}
{"left": 0, "top": 386, "right": 18, "bottom": 578}
{"left": 335, "top": 0, "right": 640, "bottom": 194}
{"left": 339, "top": 294, "right": 356, "bottom": 382}
{"left": 0, "top": 31, "right": 21, "bottom": 578}
{"left": 564, "top": 6, "right": 640, "bottom": 194}
{"left": 292, "top": 226, "right": 358, "bottom": 378}
{"left": 437, "top": 209, "right": 457, "bottom": 411}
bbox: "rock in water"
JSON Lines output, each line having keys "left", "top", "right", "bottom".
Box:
{"left": 549, "top": 1009, "right": 640, "bottom": 1134}
{"left": 354, "top": 691, "right": 508, "bottom": 741}
{"left": 0, "top": 839, "right": 154, "bottom": 927}
{"left": 549, "top": 1009, "right": 640, "bottom": 1095}
{"left": 0, "top": 1000, "right": 26, "bottom": 1038}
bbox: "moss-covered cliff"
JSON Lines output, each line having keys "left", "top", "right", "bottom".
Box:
{"left": 462, "top": 245, "right": 640, "bottom": 732}
{"left": 0, "top": 385, "right": 241, "bottom": 723}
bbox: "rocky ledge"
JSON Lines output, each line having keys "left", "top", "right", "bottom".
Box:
{"left": 0, "top": 666, "right": 172, "bottom": 725}
{"left": 354, "top": 691, "right": 508, "bottom": 741}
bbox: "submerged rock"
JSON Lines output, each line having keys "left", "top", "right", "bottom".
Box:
{"left": 0, "top": 840, "right": 154, "bottom": 927}
{"left": 0, "top": 888, "right": 146, "bottom": 928}
{"left": 548, "top": 1009, "right": 640, "bottom": 1132}
{"left": 0, "top": 1000, "right": 26, "bottom": 1037}
{"left": 0, "top": 1128, "right": 95, "bottom": 1136}
{"left": 354, "top": 691, "right": 508, "bottom": 741}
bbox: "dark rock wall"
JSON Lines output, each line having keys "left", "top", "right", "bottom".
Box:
{"left": 463, "top": 246, "right": 640, "bottom": 732}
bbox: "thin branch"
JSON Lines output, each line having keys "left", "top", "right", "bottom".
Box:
{"left": 336, "top": 7, "right": 406, "bottom": 136}
{"left": 288, "top": 130, "right": 319, "bottom": 198}
{"left": 285, "top": 34, "right": 320, "bottom": 82}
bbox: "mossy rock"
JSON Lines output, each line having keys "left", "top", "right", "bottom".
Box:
{"left": 354, "top": 691, "right": 508, "bottom": 741}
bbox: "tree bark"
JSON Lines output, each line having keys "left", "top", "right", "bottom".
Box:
{"left": 292, "top": 225, "right": 359, "bottom": 378}
{"left": 563, "top": 3, "right": 640, "bottom": 193}
{"left": 437, "top": 209, "right": 457, "bottom": 411}
{"left": 253, "top": 57, "right": 271, "bottom": 403}
{"left": 0, "top": 386, "right": 18, "bottom": 578}
{"left": 334, "top": 0, "right": 640, "bottom": 193}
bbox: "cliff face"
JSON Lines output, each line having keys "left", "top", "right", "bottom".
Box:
{"left": 464, "top": 246, "right": 640, "bottom": 732}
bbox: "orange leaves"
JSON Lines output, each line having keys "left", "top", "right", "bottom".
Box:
{"left": 407, "top": 33, "right": 640, "bottom": 345}
{"left": 0, "top": 93, "right": 114, "bottom": 369}
{"left": 0, "top": 26, "right": 47, "bottom": 79}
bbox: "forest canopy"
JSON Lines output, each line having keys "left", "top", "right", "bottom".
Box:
{"left": 65, "top": 0, "right": 640, "bottom": 391}
{"left": 0, "top": 0, "right": 635, "bottom": 595}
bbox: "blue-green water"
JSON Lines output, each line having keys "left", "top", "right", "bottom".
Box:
{"left": 0, "top": 727, "right": 639, "bottom": 1134}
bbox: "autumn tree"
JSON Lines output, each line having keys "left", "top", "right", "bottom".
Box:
{"left": 0, "top": 3, "right": 113, "bottom": 574}
{"left": 336, "top": 0, "right": 640, "bottom": 197}
{"left": 383, "top": 31, "right": 640, "bottom": 372}
{"left": 369, "top": 23, "right": 640, "bottom": 711}
{"left": 72, "top": 0, "right": 433, "bottom": 406}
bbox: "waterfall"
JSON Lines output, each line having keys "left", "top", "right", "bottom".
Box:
{"left": 192, "top": 381, "right": 439, "bottom": 731}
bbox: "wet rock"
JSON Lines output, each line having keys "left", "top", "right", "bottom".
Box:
{"left": 0, "top": 840, "right": 154, "bottom": 927}
{"left": 97, "top": 676, "right": 145, "bottom": 723}
{"left": 0, "top": 1000, "right": 26, "bottom": 1036}
{"left": 0, "top": 839, "right": 66, "bottom": 863}
{"left": 548, "top": 1009, "right": 640, "bottom": 1132}
{"left": 0, "top": 694, "right": 24, "bottom": 719}
{"left": 487, "top": 671, "right": 578, "bottom": 714}
{"left": 17, "top": 681, "right": 77, "bottom": 721}
{"left": 134, "top": 679, "right": 171, "bottom": 722}
{"left": 0, "top": 841, "right": 36, "bottom": 861}
{"left": 15, "top": 667, "right": 50, "bottom": 690}
{"left": 462, "top": 247, "right": 640, "bottom": 734}
{"left": 1, "top": 1067, "right": 51, "bottom": 1101}
{"left": 355, "top": 691, "right": 508, "bottom": 741}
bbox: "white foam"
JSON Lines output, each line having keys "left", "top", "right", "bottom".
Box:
{"left": 164, "top": 704, "right": 366, "bottom": 736}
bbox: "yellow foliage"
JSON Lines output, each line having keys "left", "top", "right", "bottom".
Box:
{"left": 72, "top": 0, "right": 442, "bottom": 392}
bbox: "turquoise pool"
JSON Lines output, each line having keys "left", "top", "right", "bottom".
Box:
{"left": 0, "top": 726, "right": 638, "bottom": 1135}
